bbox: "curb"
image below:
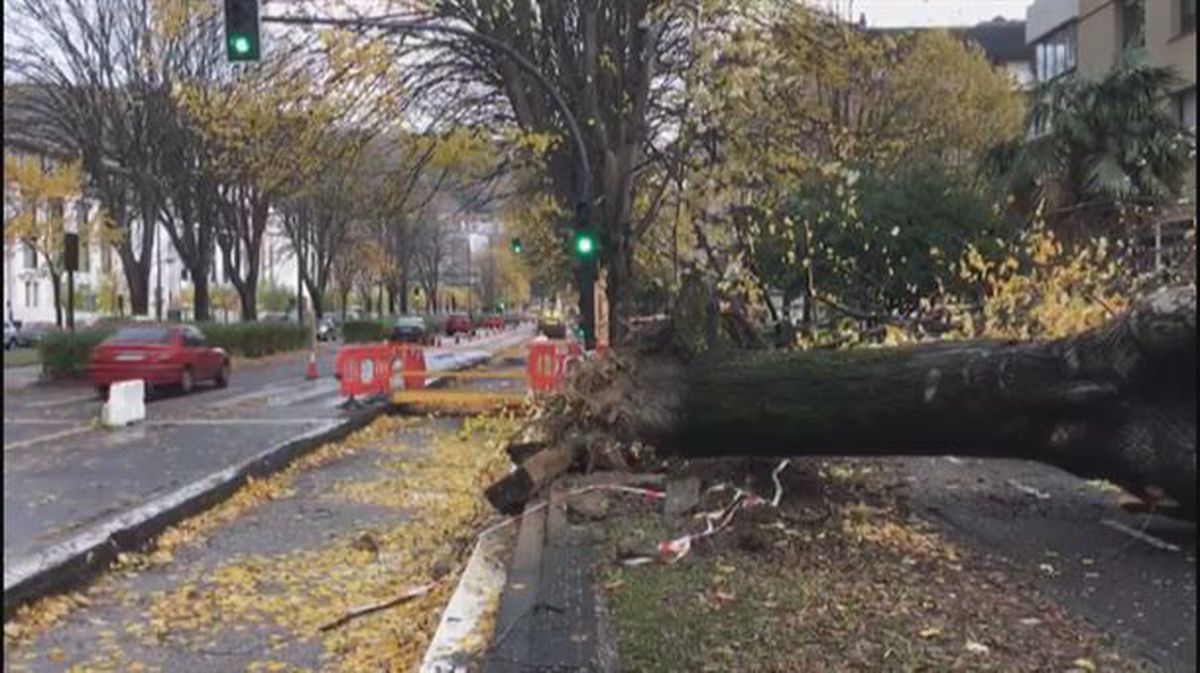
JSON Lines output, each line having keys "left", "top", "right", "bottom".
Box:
{"left": 2, "top": 404, "right": 387, "bottom": 620}
{"left": 420, "top": 525, "right": 511, "bottom": 672}
{"left": 481, "top": 500, "right": 549, "bottom": 673}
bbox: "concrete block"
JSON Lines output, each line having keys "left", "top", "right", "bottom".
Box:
{"left": 665, "top": 476, "right": 701, "bottom": 516}
{"left": 102, "top": 379, "right": 145, "bottom": 427}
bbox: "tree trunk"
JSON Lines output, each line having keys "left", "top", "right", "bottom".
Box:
{"left": 50, "top": 273, "right": 63, "bottom": 328}
{"left": 515, "top": 286, "right": 1196, "bottom": 519}
{"left": 192, "top": 271, "right": 210, "bottom": 322}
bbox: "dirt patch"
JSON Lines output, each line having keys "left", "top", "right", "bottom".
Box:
{"left": 595, "top": 457, "right": 1159, "bottom": 672}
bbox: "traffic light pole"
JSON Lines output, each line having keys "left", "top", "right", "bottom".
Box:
{"left": 260, "top": 13, "right": 597, "bottom": 349}
{"left": 576, "top": 203, "right": 597, "bottom": 349}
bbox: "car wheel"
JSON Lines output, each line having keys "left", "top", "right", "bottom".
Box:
{"left": 96, "top": 385, "right": 109, "bottom": 400}
{"left": 180, "top": 367, "right": 194, "bottom": 394}
{"left": 215, "top": 361, "right": 230, "bottom": 388}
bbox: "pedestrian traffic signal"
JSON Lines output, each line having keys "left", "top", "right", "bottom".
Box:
{"left": 573, "top": 229, "right": 597, "bottom": 259}
{"left": 510, "top": 237, "right": 524, "bottom": 254}
{"left": 224, "top": 0, "right": 261, "bottom": 62}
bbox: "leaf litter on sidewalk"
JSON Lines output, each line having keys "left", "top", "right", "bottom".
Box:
{"left": 4, "top": 412, "right": 520, "bottom": 672}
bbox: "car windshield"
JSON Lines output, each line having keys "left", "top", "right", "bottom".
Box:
{"left": 106, "top": 327, "right": 174, "bottom": 344}
{"left": 396, "top": 317, "right": 424, "bottom": 328}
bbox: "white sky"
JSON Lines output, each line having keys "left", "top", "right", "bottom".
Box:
{"left": 811, "top": 0, "right": 1035, "bottom": 27}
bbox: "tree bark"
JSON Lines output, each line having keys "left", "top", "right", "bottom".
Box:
{"left": 516, "top": 286, "right": 1196, "bottom": 518}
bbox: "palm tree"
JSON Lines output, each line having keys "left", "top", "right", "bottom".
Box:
{"left": 993, "top": 51, "right": 1195, "bottom": 242}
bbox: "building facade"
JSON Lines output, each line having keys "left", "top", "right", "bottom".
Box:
{"left": 1026, "top": 0, "right": 1196, "bottom": 271}
{"left": 4, "top": 143, "right": 299, "bottom": 326}
{"left": 1027, "top": 0, "right": 1195, "bottom": 121}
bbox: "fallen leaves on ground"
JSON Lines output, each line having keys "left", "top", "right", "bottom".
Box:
{"left": 3, "top": 412, "right": 514, "bottom": 672}
{"left": 604, "top": 457, "right": 1159, "bottom": 673}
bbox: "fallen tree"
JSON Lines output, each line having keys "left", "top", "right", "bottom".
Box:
{"left": 488, "top": 286, "right": 1195, "bottom": 519}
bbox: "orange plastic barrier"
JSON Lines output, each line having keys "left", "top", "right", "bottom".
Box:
{"left": 335, "top": 343, "right": 394, "bottom": 399}
{"left": 393, "top": 343, "right": 427, "bottom": 390}
{"left": 528, "top": 341, "right": 560, "bottom": 392}
{"left": 527, "top": 340, "right": 586, "bottom": 392}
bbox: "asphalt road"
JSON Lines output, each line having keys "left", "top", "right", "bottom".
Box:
{"left": 3, "top": 328, "right": 532, "bottom": 579}
{"left": 890, "top": 455, "right": 1196, "bottom": 673}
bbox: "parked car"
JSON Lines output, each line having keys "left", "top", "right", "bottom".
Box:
{"left": 389, "top": 316, "right": 427, "bottom": 344}
{"left": 4, "top": 320, "right": 18, "bottom": 350}
{"left": 316, "top": 316, "right": 341, "bottom": 342}
{"left": 91, "top": 325, "right": 229, "bottom": 399}
{"left": 479, "top": 315, "right": 505, "bottom": 330}
{"left": 14, "top": 321, "right": 58, "bottom": 348}
{"left": 445, "top": 313, "right": 473, "bottom": 336}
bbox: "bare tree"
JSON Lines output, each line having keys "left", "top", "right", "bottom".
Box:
{"left": 380, "top": 0, "right": 706, "bottom": 337}
{"left": 5, "top": 0, "right": 177, "bottom": 315}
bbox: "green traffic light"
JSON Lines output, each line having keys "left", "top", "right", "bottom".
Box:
{"left": 230, "top": 34, "right": 253, "bottom": 55}
{"left": 510, "top": 237, "right": 524, "bottom": 254}
{"left": 574, "top": 232, "right": 596, "bottom": 257}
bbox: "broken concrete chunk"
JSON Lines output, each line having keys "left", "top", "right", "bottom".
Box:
{"left": 665, "top": 476, "right": 701, "bottom": 516}
{"left": 569, "top": 491, "right": 611, "bottom": 520}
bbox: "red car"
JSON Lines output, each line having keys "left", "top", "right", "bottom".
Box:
{"left": 445, "top": 314, "right": 473, "bottom": 336}
{"left": 91, "top": 325, "right": 230, "bottom": 398}
{"left": 480, "top": 315, "right": 505, "bottom": 330}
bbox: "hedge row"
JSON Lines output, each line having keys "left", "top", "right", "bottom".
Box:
{"left": 203, "top": 323, "right": 308, "bottom": 357}
{"left": 38, "top": 322, "right": 309, "bottom": 378}
{"left": 38, "top": 328, "right": 116, "bottom": 378}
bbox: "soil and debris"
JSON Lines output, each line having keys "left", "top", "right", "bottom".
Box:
{"left": 554, "top": 457, "right": 1162, "bottom": 672}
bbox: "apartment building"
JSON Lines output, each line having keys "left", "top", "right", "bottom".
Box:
{"left": 1027, "top": 0, "right": 1195, "bottom": 124}
{"left": 1027, "top": 0, "right": 1196, "bottom": 271}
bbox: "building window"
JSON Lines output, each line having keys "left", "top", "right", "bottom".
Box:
{"left": 1035, "top": 23, "right": 1077, "bottom": 82}
{"left": 23, "top": 241, "right": 38, "bottom": 269}
{"left": 24, "top": 281, "right": 38, "bottom": 308}
{"left": 1181, "top": 0, "right": 1197, "bottom": 35}
{"left": 1177, "top": 87, "right": 1197, "bottom": 130}
{"left": 1121, "top": 0, "right": 1145, "bottom": 49}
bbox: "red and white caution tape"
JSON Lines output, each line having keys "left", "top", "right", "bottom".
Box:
{"left": 474, "top": 461, "right": 791, "bottom": 568}
{"left": 620, "top": 459, "right": 791, "bottom": 566}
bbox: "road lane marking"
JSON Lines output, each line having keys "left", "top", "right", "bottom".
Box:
{"left": 3, "top": 418, "right": 78, "bottom": 425}
{"left": 18, "top": 393, "right": 99, "bottom": 409}
{"left": 1100, "top": 518, "right": 1182, "bottom": 552}
{"left": 943, "top": 456, "right": 965, "bottom": 465}
{"left": 3, "top": 425, "right": 93, "bottom": 451}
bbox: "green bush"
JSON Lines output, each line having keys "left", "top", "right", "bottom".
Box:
{"left": 342, "top": 320, "right": 388, "bottom": 343}
{"left": 202, "top": 322, "right": 308, "bottom": 357}
{"left": 38, "top": 327, "right": 115, "bottom": 378}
